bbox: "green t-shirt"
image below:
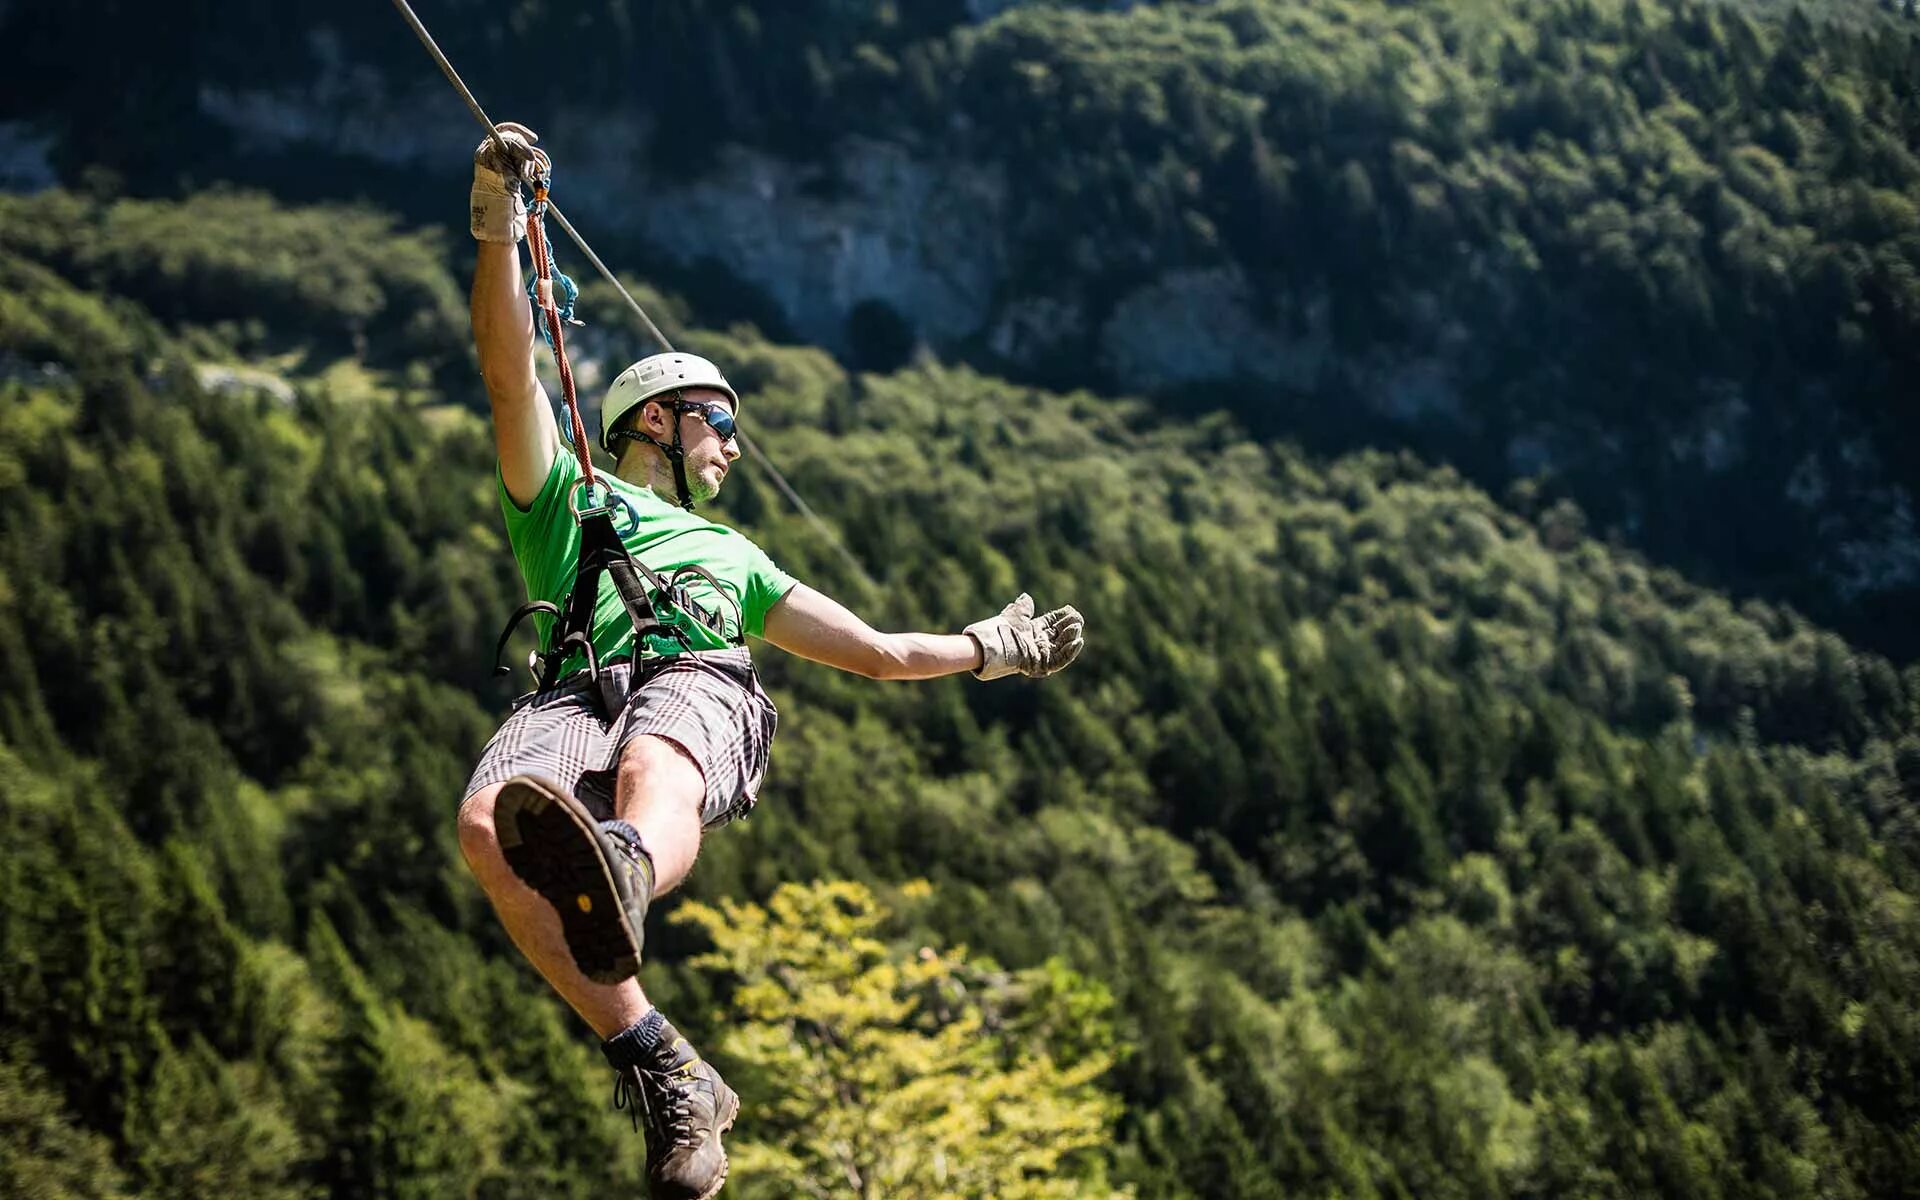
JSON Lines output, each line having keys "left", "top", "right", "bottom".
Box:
{"left": 500, "top": 444, "right": 797, "bottom": 674}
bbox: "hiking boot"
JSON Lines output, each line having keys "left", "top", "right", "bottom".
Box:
{"left": 611, "top": 1016, "right": 741, "bottom": 1200}
{"left": 493, "top": 775, "right": 654, "bottom": 984}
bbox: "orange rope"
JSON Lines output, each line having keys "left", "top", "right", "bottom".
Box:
{"left": 526, "top": 185, "right": 596, "bottom": 488}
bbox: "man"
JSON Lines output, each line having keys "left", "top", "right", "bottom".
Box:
{"left": 453, "top": 124, "right": 1085, "bottom": 1200}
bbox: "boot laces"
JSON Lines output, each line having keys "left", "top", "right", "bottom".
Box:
{"left": 613, "top": 1061, "right": 708, "bottom": 1147}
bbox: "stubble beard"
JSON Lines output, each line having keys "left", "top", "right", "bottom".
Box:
{"left": 622, "top": 440, "right": 725, "bottom": 505}
{"left": 687, "top": 449, "right": 727, "bottom": 505}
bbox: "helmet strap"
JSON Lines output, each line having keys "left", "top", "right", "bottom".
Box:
{"left": 608, "top": 392, "right": 699, "bottom": 510}
{"left": 666, "top": 414, "right": 695, "bottom": 510}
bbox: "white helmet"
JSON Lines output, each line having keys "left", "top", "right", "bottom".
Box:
{"left": 600, "top": 352, "right": 740, "bottom": 453}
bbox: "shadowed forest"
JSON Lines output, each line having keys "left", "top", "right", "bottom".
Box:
{"left": 3, "top": 1, "right": 1919, "bottom": 1197}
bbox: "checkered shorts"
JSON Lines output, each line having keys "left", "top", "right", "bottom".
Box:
{"left": 463, "top": 648, "right": 777, "bottom": 829}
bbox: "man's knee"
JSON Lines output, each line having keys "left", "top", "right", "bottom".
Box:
{"left": 615, "top": 735, "right": 707, "bottom": 812}
{"left": 456, "top": 785, "right": 505, "bottom": 875}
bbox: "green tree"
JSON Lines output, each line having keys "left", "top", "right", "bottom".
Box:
{"left": 676, "top": 880, "right": 1131, "bottom": 1199}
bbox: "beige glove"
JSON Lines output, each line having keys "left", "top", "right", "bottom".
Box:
{"left": 470, "top": 122, "right": 550, "bottom": 243}
{"left": 966, "top": 594, "right": 1085, "bottom": 681}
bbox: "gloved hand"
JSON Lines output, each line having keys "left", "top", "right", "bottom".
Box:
{"left": 965, "top": 594, "right": 1085, "bottom": 681}
{"left": 470, "top": 122, "right": 550, "bottom": 244}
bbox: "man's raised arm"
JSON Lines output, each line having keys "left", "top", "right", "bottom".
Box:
{"left": 469, "top": 122, "right": 559, "bottom": 509}
{"left": 762, "top": 584, "right": 1084, "bottom": 682}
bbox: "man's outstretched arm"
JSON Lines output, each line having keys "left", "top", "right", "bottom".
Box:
{"left": 469, "top": 122, "right": 559, "bottom": 509}
{"left": 762, "top": 584, "right": 1083, "bottom": 681}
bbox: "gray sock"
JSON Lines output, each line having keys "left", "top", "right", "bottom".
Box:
{"left": 602, "top": 1009, "right": 668, "bottom": 1069}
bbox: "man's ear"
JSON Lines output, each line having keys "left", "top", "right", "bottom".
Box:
{"left": 641, "top": 398, "right": 670, "bottom": 436}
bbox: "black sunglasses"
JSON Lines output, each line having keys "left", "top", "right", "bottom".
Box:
{"left": 673, "top": 399, "right": 738, "bottom": 443}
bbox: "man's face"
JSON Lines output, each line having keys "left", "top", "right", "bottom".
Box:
{"left": 650, "top": 387, "right": 740, "bottom": 503}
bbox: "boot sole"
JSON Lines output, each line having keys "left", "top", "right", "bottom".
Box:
{"left": 697, "top": 1085, "right": 741, "bottom": 1200}
{"left": 494, "top": 776, "right": 642, "bottom": 985}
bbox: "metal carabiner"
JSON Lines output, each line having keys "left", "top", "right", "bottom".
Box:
{"left": 568, "top": 476, "right": 618, "bottom": 523}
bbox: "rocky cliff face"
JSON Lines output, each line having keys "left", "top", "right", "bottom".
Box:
{"left": 197, "top": 37, "right": 1006, "bottom": 357}
{"left": 606, "top": 139, "right": 1009, "bottom": 354}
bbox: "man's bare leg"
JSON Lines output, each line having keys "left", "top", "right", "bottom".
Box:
{"left": 458, "top": 782, "right": 664, "bottom": 1036}
{"left": 610, "top": 734, "right": 708, "bottom": 892}
{"left": 454, "top": 736, "right": 706, "bottom": 1035}
{"left": 460, "top": 735, "right": 732, "bottom": 1196}
{"left": 599, "top": 733, "right": 737, "bottom": 1198}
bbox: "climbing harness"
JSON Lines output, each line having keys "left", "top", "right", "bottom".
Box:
{"left": 488, "top": 161, "right": 750, "bottom": 716}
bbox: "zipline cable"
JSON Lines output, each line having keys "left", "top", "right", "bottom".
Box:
{"left": 387, "top": 0, "right": 672, "bottom": 354}
{"left": 389, "top": 0, "right": 877, "bottom": 595}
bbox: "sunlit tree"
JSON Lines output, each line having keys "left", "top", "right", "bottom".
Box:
{"left": 676, "top": 880, "right": 1131, "bottom": 1200}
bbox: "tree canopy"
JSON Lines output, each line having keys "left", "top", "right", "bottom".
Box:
{"left": 2, "top": 188, "right": 1917, "bottom": 1195}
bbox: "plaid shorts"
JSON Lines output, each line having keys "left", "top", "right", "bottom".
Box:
{"left": 463, "top": 648, "right": 777, "bottom": 829}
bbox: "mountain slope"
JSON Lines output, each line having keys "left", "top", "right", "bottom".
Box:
{"left": 2, "top": 190, "right": 1918, "bottom": 1197}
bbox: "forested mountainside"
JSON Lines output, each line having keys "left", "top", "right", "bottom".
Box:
{"left": 5, "top": 0, "right": 1920, "bottom": 659}
{"left": 3, "top": 191, "right": 1918, "bottom": 1197}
